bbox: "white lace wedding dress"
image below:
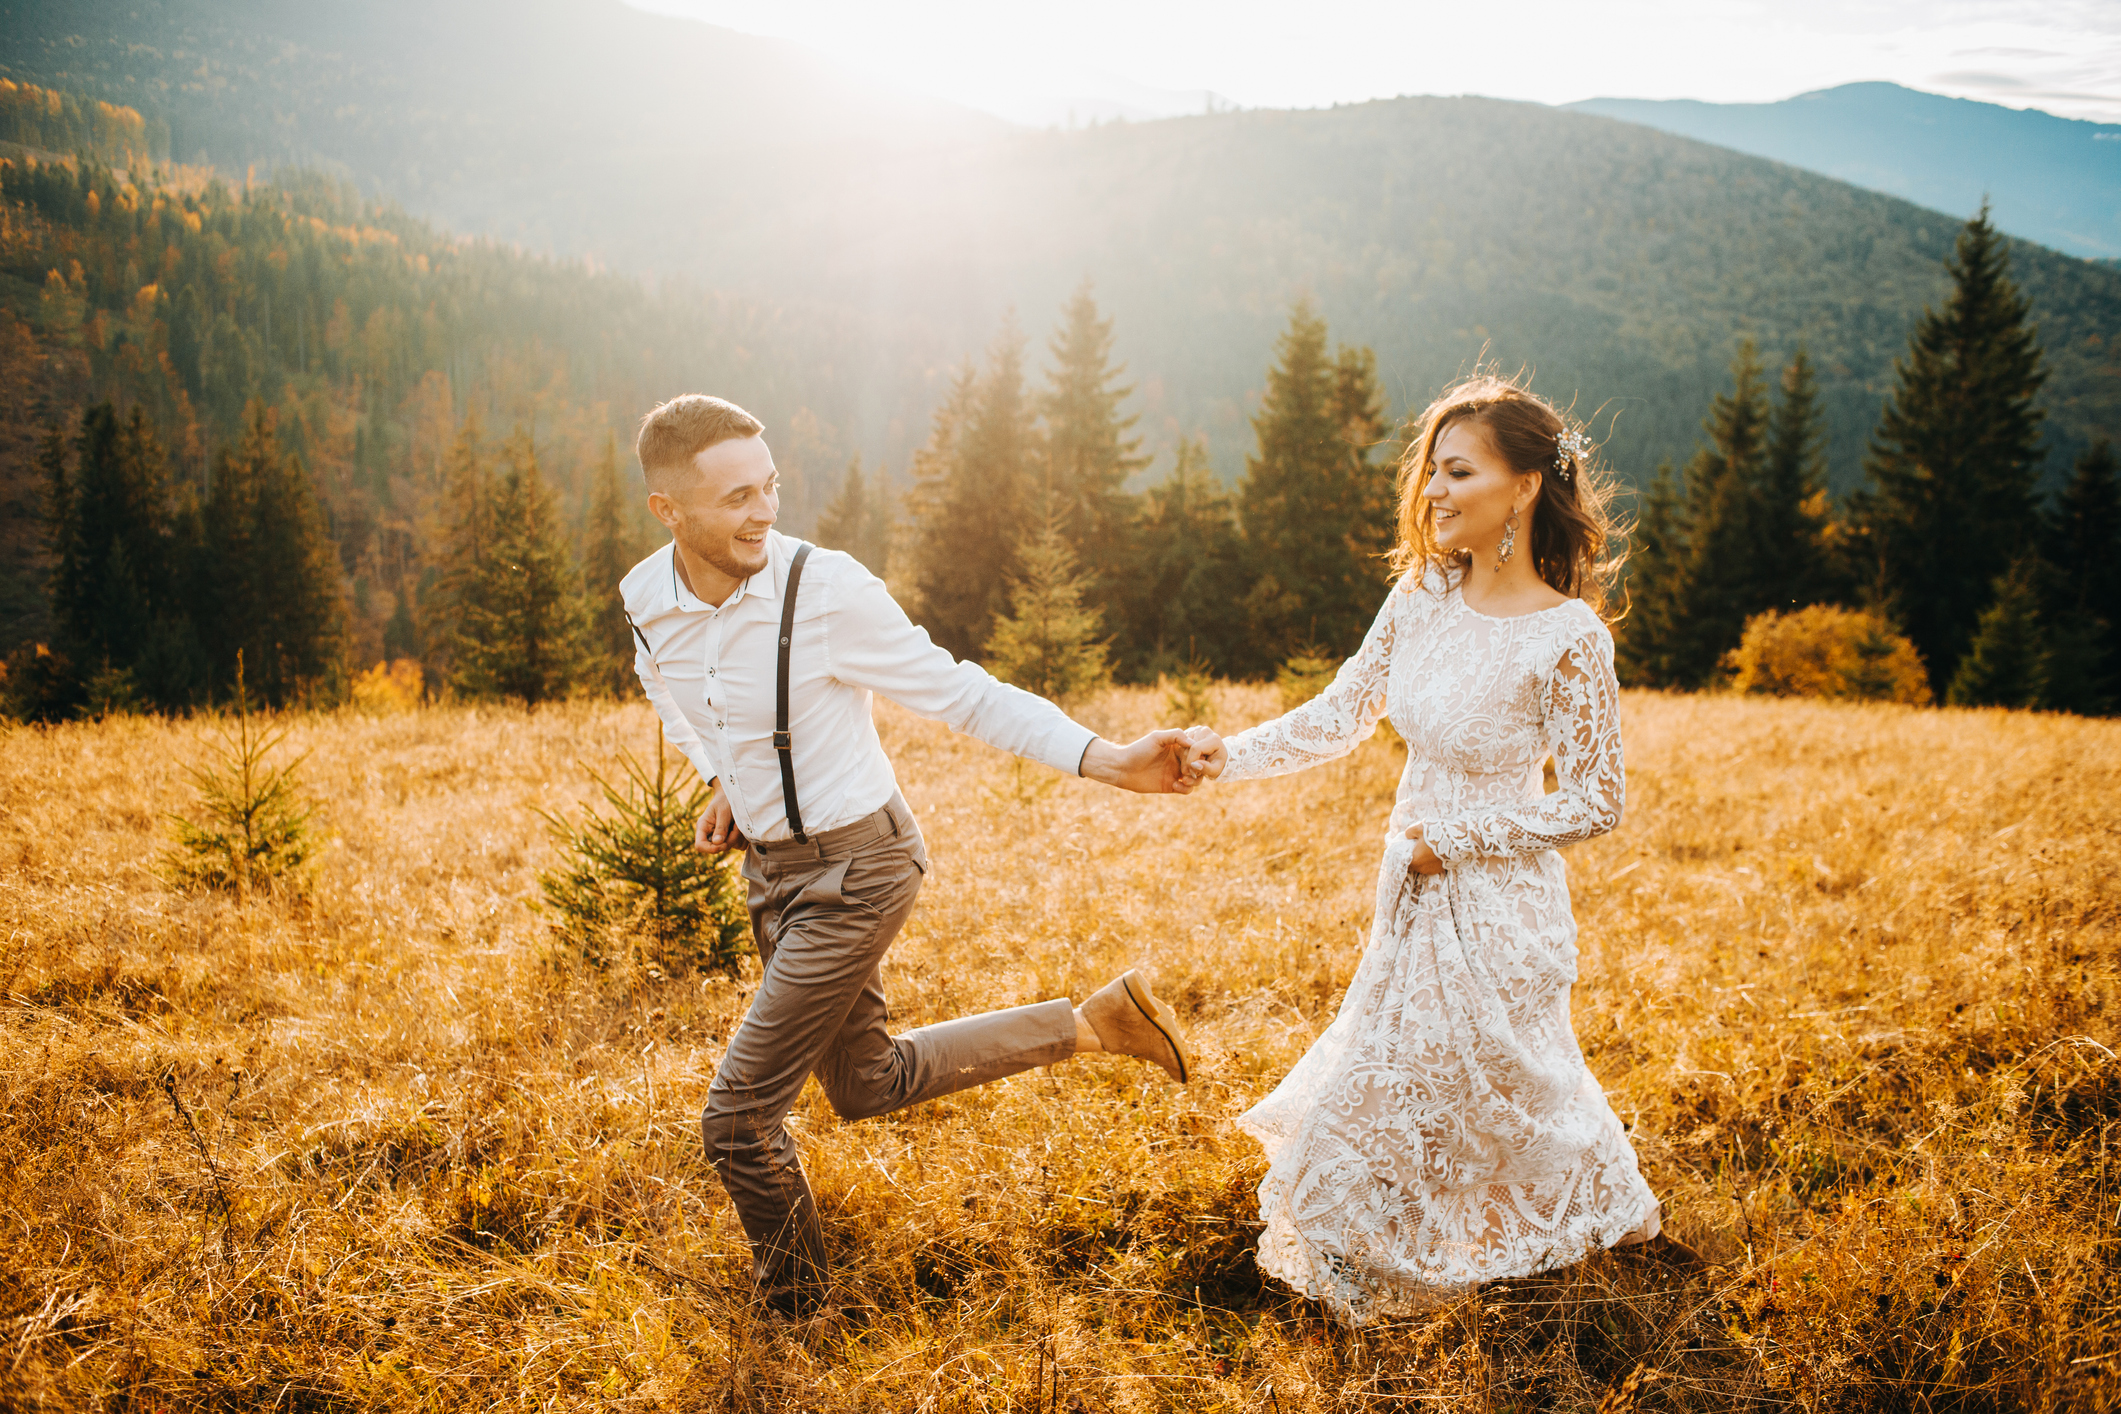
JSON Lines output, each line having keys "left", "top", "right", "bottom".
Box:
{"left": 1220, "top": 564, "right": 1659, "bottom": 1323}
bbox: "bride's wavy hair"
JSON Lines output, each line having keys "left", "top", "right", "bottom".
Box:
{"left": 1390, "top": 373, "right": 1621, "bottom": 614}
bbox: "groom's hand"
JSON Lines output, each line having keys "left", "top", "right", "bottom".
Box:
{"left": 1081, "top": 729, "right": 1206, "bottom": 794}
{"left": 695, "top": 788, "right": 745, "bottom": 853}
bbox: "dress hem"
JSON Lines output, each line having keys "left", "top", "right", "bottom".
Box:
{"left": 1237, "top": 1114, "right": 1663, "bottom": 1327}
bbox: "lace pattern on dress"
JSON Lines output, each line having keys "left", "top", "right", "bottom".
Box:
{"left": 1220, "top": 567, "right": 1658, "bottom": 1324}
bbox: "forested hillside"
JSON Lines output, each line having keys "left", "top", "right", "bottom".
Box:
{"left": 4, "top": 0, "right": 2117, "bottom": 490}
{"left": 0, "top": 138, "right": 952, "bottom": 665}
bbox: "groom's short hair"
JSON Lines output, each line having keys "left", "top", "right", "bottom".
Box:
{"left": 637, "top": 395, "right": 765, "bottom": 493}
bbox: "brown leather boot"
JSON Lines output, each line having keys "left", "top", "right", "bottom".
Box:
{"left": 1081, "top": 970, "right": 1192, "bottom": 1082}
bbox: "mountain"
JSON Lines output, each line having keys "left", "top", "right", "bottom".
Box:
{"left": 0, "top": 0, "right": 1004, "bottom": 260}
{"left": 3, "top": 3, "right": 2117, "bottom": 497}
{"left": 685, "top": 94, "right": 2121, "bottom": 494}
{"left": 1568, "top": 83, "right": 2121, "bottom": 261}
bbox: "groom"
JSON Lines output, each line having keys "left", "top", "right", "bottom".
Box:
{"left": 622, "top": 395, "right": 1199, "bottom": 1317}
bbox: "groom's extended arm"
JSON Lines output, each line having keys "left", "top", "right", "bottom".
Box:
{"left": 824, "top": 562, "right": 1200, "bottom": 793}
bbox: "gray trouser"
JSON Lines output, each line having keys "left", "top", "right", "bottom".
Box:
{"left": 701, "top": 794, "right": 1077, "bottom": 1312}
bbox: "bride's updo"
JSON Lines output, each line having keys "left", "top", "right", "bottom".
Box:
{"left": 1390, "top": 373, "right": 1620, "bottom": 613}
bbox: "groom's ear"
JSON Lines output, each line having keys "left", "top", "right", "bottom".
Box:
{"left": 647, "top": 490, "right": 683, "bottom": 531}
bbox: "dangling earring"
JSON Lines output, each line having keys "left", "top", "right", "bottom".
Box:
{"left": 1496, "top": 508, "right": 1518, "bottom": 571}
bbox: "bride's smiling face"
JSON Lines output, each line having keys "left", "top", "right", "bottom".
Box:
{"left": 1423, "top": 417, "right": 1539, "bottom": 554}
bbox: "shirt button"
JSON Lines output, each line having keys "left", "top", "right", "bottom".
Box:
{"left": 708, "top": 668, "right": 715, "bottom": 676}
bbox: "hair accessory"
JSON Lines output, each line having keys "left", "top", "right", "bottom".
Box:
{"left": 1552, "top": 426, "right": 1589, "bottom": 483}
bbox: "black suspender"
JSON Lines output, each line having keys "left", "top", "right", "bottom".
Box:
{"left": 775, "top": 542, "right": 814, "bottom": 843}
{"left": 624, "top": 541, "right": 815, "bottom": 844}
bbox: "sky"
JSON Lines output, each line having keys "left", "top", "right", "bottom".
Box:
{"left": 630, "top": 0, "right": 2121, "bottom": 127}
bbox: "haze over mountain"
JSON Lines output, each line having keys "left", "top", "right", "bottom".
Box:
{"left": 2, "top": 0, "right": 2115, "bottom": 495}
{"left": 1570, "top": 83, "right": 2121, "bottom": 262}
{"left": 0, "top": 0, "right": 1003, "bottom": 258}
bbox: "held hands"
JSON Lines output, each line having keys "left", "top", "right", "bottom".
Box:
{"left": 1181, "top": 725, "right": 1226, "bottom": 780}
{"left": 1404, "top": 823, "right": 1445, "bottom": 875}
{"left": 696, "top": 728, "right": 1224, "bottom": 843}
{"left": 1081, "top": 728, "right": 1217, "bottom": 794}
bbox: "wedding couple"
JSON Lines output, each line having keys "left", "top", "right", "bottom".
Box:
{"left": 620, "top": 379, "right": 1664, "bottom": 1326}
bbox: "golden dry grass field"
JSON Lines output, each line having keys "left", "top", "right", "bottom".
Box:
{"left": 4, "top": 685, "right": 2120, "bottom": 1412}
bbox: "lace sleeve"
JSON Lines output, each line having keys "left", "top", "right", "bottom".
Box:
{"left": 1425, "top": 623, "right": 1624, "bottom": 863}
{"left": 1220, "top": 585, "right": 1401, "bottom": 782}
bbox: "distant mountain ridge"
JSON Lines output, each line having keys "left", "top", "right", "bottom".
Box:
{"left": 1568, "top": 83, "right": 2121, "bottom": 260}
{"left": 2, "top": 4, "right": 2116, "bottom": 495}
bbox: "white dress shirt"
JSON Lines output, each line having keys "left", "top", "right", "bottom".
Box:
{"left": 622, "top": 530, "right": 1098, "bottom": 844}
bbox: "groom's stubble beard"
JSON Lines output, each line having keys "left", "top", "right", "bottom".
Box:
{"left": 675, "top": 507, "right": 769, "bottom": 584}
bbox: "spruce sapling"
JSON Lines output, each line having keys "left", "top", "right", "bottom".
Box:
{"left": 164, "top": 653, "right": 315, "bottom": 899}
{"left": 538, "top": 731, "right": 750, "bottom": 979}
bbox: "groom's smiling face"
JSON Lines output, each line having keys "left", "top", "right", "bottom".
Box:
{"left": 654, "top": 434, "right": 780, "bottom": 588}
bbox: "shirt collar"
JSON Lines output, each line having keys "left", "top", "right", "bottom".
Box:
{"left": 663, "top": 529, "right": 789, "bottom": 614}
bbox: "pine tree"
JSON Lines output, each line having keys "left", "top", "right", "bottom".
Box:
{"left": 1619, "top": 347, "right": 1843, "bottom": 688}
{"left": 1946, "top": 562, "right": 2049, "bottom": 709}
{"left": 817, "top": 455, "right": 892, "bottom": 577}
{"left": 984, "top": 518, "right": 1111, "bottom": 708}
{"left": 451, "top": 437, "right": 586, "bottom": 704}
{"left": 2052, "top": 441, "right": 2121, "bottom": 621}
{"left": 1239, "top": 300, "right": 1393, "bottom": 664}
{"left": 1756, "top": 347, "right": 1836, "bottom": 609}
{"left": 2043, "top": 439, "right": 2121, "bottom": 714}
{"left": 1858, "top": 205, "right": 2047, "bottom": 696}
{"left": 903, "top": 317, "right": 1041, "bottom": 658}
{"left": 164, "top": 653, "right": 316, "bottom": 899}
{"left": 49, "top": 403, "right": 176, "bottom": 679}
{"left": 904, "top": 366, "right": 978, "bottom": 653}
{"left": 1129, "top": 435, "right": 1249, "bottom": 678}
{"left": 581, "top": 433, "right": 638, "bottom": 695}
{"left": 1615, "top": 461, "right": 1688, "bottom": 688}
{"left": 44, "top": 402, "right": 205, "bottom": 709}
{"left": 1038, "top": 281, "right": 1148, "bottom": 620}
{"left": 425, "top": 409, "right": 492, "bottom": 688}
{"left": 1671, "top": 339, "right": 1774, "bottom": 686}
{"left": 19, "top": 422, "right": 84, "bottom": 719}
{"left": 1330, "top": 341, "right": 1397, "bottom": 619}
{"left": 38, "top": 419, "right": 72, "bottom": 619}
{"left": 1333, "top": 346, "right": 1395, "bottom": 498}
{"left": 198, "top": 407, "right": 347, "bottom": 706}
{"left": 538, "top": 732, "right": 750, "bottom": 979}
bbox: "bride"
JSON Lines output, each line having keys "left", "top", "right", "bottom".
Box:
{"left": 1186, "top": 374, "right": 1665, "bottom": 1323}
